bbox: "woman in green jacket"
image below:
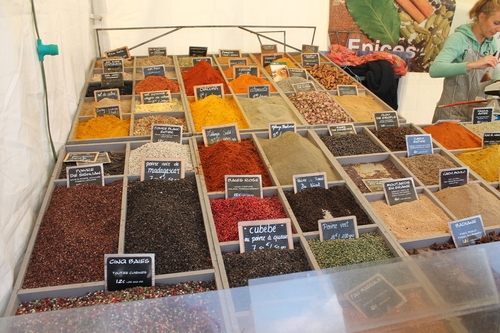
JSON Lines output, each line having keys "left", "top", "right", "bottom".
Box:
{"left": 430, "top": 0, "right": 500, "bottom": 122}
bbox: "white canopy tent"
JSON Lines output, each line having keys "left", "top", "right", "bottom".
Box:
{"left": 0, "top": 0, "right": 477, "bottom": 316}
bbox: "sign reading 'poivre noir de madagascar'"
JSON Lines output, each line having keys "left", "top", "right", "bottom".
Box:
{"left": 105, "top": 254, "right": 155, "bottom": 293}
{"left": 238, "top": 218, "right": 293, "bottom": 253}
{"left": 293, "top": 172, "right": 328, "bottom": 193}
{"left": 202, "top": 123, "right": 240, "bottom": 146}
{"left": 269, "top": 122, "right": 296, "bottom": 138}
{"left": 66, "top": 163, "right": 104, "bottom": 187}
{"left": 225, "top": 175, "right": 263, "bottom": 199}
{"left": 318, "top": 216, "right": 358, "bottom": 241}
{"left": 140, "top": 158, "right": 185, "bottom": 181}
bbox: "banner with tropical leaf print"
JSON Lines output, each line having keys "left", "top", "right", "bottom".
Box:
{"left": 329, "top": 0, "right": 456, "bottom": 72}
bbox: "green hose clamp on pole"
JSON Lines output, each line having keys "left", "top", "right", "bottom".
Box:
{"left": 37, "top": 39, "right": 58, "bottom": 61}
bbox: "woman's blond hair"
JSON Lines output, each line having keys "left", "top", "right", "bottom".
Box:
{"left": 470, "top": 0, "right": 500, "bottom": 22}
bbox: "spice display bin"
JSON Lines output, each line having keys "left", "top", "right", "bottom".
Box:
{"left": 130, "top": 110, "right": 194, "bottom": 138}
{"left": 77, "top": 95, "right": 135, "bottom": 117}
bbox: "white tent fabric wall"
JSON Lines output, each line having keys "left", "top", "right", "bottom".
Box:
{"left": 0, "top": 0, "right": 95, "bottom": 315}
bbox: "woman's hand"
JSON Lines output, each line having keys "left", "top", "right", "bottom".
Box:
{"left": 467, "top": 53, "right": 499, "bottom": 71}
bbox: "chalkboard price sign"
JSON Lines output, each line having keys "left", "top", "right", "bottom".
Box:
{"left": 362, "top": 178, "right": 392, "bottom": 192}
{"left": 143, "top": 65, "right": 166, "bottom": 78}
{"left": 374, "top": 111, "right": 399, "bottom": 130}
{"left": 261, "top": 44, "right": 278, "bottom": 53}
{"left": 105, "top": 254, "right": 155, "bottom": 292}
{"left": 287, "top": 68, "right": 308, "bottom": 79}
{"left": 238, "top": 218, "right": 293, "bottom": 253}
{"left": 248, "top": 85, "right": 270, "bottom": 98}
{"left": 439, "top": 167, "right": 469, "bottom": 190}
{"left": 140, "top": 90, "right": 172, "bottom": 104}
{"left": 202, "top": 123, "right": 240, "bottom": 146}
{"left": 318, "top": 216, "right": 358, "bottom": 241}
{"left": 101, "top": 73, "right": 124, "bottom": 88}
{"left": 140, "top": 158, "right": 185, "bottom": 181}
{"left": 448, "top": 215, "right": 485, "bottom": 247}
{"left": 233, "top": 66, "right": 259, "bottom": 78}
{"left": 102, "top": 59, "right": 124, "bottom": 73}
{"left": 148, "top": 47, "right": 167, "bottom": 57}
{"left": 302, "top": 44, "right": 319, "bottom": 53}
{"left": 189, "top": 46, "right": 208, "bottom": 57}
{"left": 345, "top": 274, "right": 407, "bottom": 319}
{"left": 229, "top": 58, "right": 248, "bottom": 66}
{"left": 192, "top": 57, "right": 213, "bottom": 66}
{"left": 194, "top": 83, "right": 224, "bottom": 101}
{"left": 269, "top": 122, "right": 296, "bottom": 138}
{"left": 76, "top": 152, "right": 111, "bottom": 166}
{"left": 95, "top": 105, "right": 121, "bottom": 118}
{"left": 225, "top": 175, "right": 263, "bottom": 199}
{"left": 94, "top": 89, "right": 120, "bottom": 102}
{"left": 328, "top": 123, "right": 356, "bottom": 136}
{"left": 405, "top": 134, "right": 433, "bottom": 156}
{"left": 151, "top": 124, "right": 183, "bottom": 143}
{"left": 104, "top": 46, "right": 131, "bottom": 59}
{"left": 482, "top": 132, "right": 500, "bottom": 146}
{"left": 66, "top": 163, "right": 104, "bottom": 187}
{"left": 292, "top": 81, "right": 316, "bottom": 93}
{"left": 301, "top": 53, "right": 320, "bottom": 67}
{"left": 64, "top": 152, "right": 99, "bottom": 163}
{"left": 293, "top": 172, "right": 328, "bottom": 193}
{"left": 383, "top": 177, "right": 418, "bottom": 206}
{"left": 261, "top": 53, "right": 282, "bottom": 67}
{"left": 472, "top": 107, "right": 493, "bottom": 124}
{"left": 219, "top": 49, "right": 242, "bottom": 57}
{"left": 337, "top": 85, "right": 359, "bottom": 96}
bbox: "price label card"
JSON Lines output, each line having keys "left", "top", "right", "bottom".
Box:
{"left": 141, "top": 158, "right": 185, "bottom": 181}
{"left": 374, "top": 111, "right": 399, "bottom": 130}
{"left": 261, "top": 53, "right": 283, "bottom": 67}
{"left": 293, "top": 172, "right": 328, "bottom": 193}
{"left": 189, "top": 46, "right": 208, "bottom": 57}
{"left": 225, "top": 175, "right": 263, "bottom": 199}
{"left": 194, "top": 83, "right": 224, "bottom": 101}
{"left": 261, "top": 44, "right": 278, "bottom": 53}
{"left": 94, "top": 88, "right": 120, "bottom": 102}
{"left": 95, "top": 105, "right": 121, "bottom": 118}
{"left": 302, "top": 44, "right": 319, "bottom": 53}
{"left": 219, "top": 49, "right": 242, "bottom": 57}
{"left": 439, "top": 167, "right": 469, "bottom": 190}
{"left": 101, "top": 72, "right": 124, "bottom": 88}
{"left": 66, "top": 163, "right": 104, "bottom": 187}
{"left": 103, "top": 59, "right": 124, "bottom": 73}
{"left": 140, "top": 90, "right": 172, "bottom": 104}
{"left": 472, "top": 107, "right": 493, "bottom": 124}
{"left": 405, "top": 134, "right": 433, "bottom": 156}
{"left": 269, "top": 122, "right": 296, "bottom": 139}
{"left": 337, "top": 85, "right": 359, "bottom": 96}
{"left": 63, "top": 152, "right": 99, "bottom": 163}
{"left": 248, "top": 85, "right": 270, "bottom": 98}
{"left": 448, "top": 215, "right": 485, "bottom": 247}
{"left": 104, "top": 46, "right": 131, "bottom": 59}
{"left": 435, "top": 119, "right": 461, "bottom": 124}
{"left": 382, "top": 177, "right": 418, "bottom": 206}
{"left": 143, "top": 65, "right": 166, "bottom": 78}
{"left": 292, "top": 81, "right": 316, "bottom": 93}
{"left": 287, "top": 68, "right": 308, "bottom": 79}
{"left": 344, "top": 274, "right": 407, "bottom": 319}
{"left": 301, "top": 53, "right": 320, "bottom": 67}
{"left": 238, "top": 218, "right": 293, "bottom": 253}
{"left": 151, "top": 124, "right": 183, "bottom": 143}
{"left": 229, "top": 58, "right": 248, "bottom": 66}
{"left": 202, "top": 123, "right": 240, "bottom": 146}
{"left": 148, "top": 47, "right": 167, "bottom": 57}
{"left": 362, "top": 178, "right": 392, "bottom": 192}
{"left": 105, "top": 254, "right": 154, "bottom": 293}
{"left": 318, "top": 216, "right": 358, "bottom": 241}
{"left": 328, "top": 123, "right": 356, "bottom": 136}
{"left": 76, "top": 152, "right": 111, "bottom": 166}
{"left": 233, "top": 66, "right": 259, "bottom": 78}
{"left": 192, "top": 57, "right": 213, "bottom": 66}
{"left": 483, "top": 132, "right": 500, "bottom": 146}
